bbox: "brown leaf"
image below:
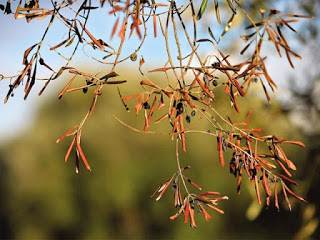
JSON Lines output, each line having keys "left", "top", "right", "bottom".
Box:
{"left": 184, "top": 201, "right": 190, "bottom": 224}
{"left": 179, "top": 115, "right": 187, "bottom": 152}
{"left": 153, "top": 14, "right": 157, "bottom": 38}
{"left": 23, "top": 44, "right": 37, "bottom": 65}
{"left": 274, "top": 183, "right": 279, "bottom": 210}
{"left": 24, "top": 61, "right": 37, "bottom": 100}
{"left": 49, "top": 38, "right": 70, "bottom": 51}
{"left": 65, "top": 137, "right": 76, "bottom": 163}
{"left": 280, "top": 140, "right": 305, "bottom": 148}
{"left": 275, "top": 159, "right": 292, "bottom": 177}
{"left": 199, "top": 204, "right": 212, "bottom": 221}
{"left": 262, "top": 170, "right": 272, "bottom": 196}
{"left": 79, "top": 22, "right": 104, "bottom": 50}
{"left": 217, "top": 130, "right": 225, "bottom": 167}
{"left": 76, "top": 138, "right": 91, "bottom": 172}
{"left": 56, "top": 126, "right": 77, "bottom": 143}
{"left": 110, "top": 17, "right": 120, "bottom": 39}
{"left": 283, "top": 183, "right": 307, "bottom": 203}
{"left": 254, "top": 175, "right": 262, "bottom": 205}
{"left": 281, "top": 182, "right": 292, "bottom": 211}
{"left": 207, "top": 204, "right": 224, "bottom": 214}
{"left": 189, "top": 206, "right": 197, "bottom": 228}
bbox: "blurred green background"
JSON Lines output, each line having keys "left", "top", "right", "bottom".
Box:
{"left": 0, "top": 74, "right": 318, "bottom": 239}
{"left": 0, "top": 0, "right": 320, "bottom": 239}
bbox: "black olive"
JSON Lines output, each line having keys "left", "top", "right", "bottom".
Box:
{"left": 25, "top": 0, "right": 36, "bottom": 8}
{"left": 191, "top": 110, "right": 196, "bottom": 116}
{"left": 249, "top": 168, "right": 257, "bottom": 178}
{"left": 212, "top": 62, "right": 220, "bottom": 68}
{"left": 143, "top": 102, "right": 150, "bottom": 109}
{"left": 212, "top": 79, "right": 218, "bottom": 86}
{"left": 86, "top": 79, "right": 93, "bottom": 85}
{"left": 82, "top": 87, "right": 88, "bottom": 94}
{"left": 39, "top": 58, "right": 45, "bottom": 65}
{"left": 186, "top": 115, "right": 191, "bottom": 123}
{"left": 229, "top": 162, "right": 236, "bottom": 176}
{"left": 176, "top": 102, "right": 184, "bottom": 115}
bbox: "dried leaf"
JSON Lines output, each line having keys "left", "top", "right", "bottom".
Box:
{"left": 111, "top": 17, "right": 120, "bottom": 39}
{"left": 274, "top": 183, "right": 279, "bottom": 210}
{"left": 153, "top": 14, "right": 157, "bottom": 38}
{"left": 65, "top": 137, "right": 76, "bottom": 162}
{"left": 217, "top": 130, "right": 225, "bottom": 167}
{"left": 254, "top": 175, "right": 262, "bottom": 205}
{"left": 76, "top": 139, "right": 91, "bottom": 172}
{"left": 50, "top": 38, "right": 70, "bottom": 51}
{"left": 199, "top": 204, "right": 212, "bottom": 221}
{"left": 23, "top": 44, "right": 37, "bottom": 64}
{"left": 79, "top": 22, "right": 104, "bottom": 50}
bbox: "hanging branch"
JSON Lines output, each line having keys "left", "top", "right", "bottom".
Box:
{"left": 0, "top": 0, "right": 311, "bottom": 227}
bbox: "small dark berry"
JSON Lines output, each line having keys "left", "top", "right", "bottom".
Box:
{"left": 212, "top": 79, "right": 218, "bottom": 86}
{"left": 176, "top": 102, "right": 184, "bottom": 115}
{"left": 143, "top": 102, "right": 150, "bottom": 109}
{"left": 186, "top": 115, "right": 191, "bottom": 123}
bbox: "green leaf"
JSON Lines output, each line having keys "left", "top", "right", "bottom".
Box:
{"left": 197, "top": 0, "right": 208, "bottom": 20}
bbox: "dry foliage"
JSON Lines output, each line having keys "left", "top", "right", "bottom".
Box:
{"left": 0, "top": 0, "right": 311, "bottom": 228}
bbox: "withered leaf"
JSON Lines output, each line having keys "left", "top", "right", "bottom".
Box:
{"left": 23, "top": 44, "right": 38, "bottom": 65}
{"left": 105, "top": 80, "right": 127, "bottom": 84}
{"left": 24, "top": 62, "right": 37, "bottom": 100}
{"left": 76, "top": 139, "right": 91, "bottom": 172}
{"left": 50, "top": 38, "right": 70, "bottom": 51}
{"left": 100, "top": 71, "right": 119, "bottom": 80}
{"left": 111, "top": 17, "right": 120, "bottom": 39}
{"left": 79, "top": 21, "right": 105, "bottom": 50}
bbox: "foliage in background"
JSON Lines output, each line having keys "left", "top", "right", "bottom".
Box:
{"left": 0, "top": 79, "right": 308, "bottom": 239}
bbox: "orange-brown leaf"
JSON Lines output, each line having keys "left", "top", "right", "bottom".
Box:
{"left": 65, "top": 137, "right": 76, "bottom": 163}
{"left": 217, "top": 130, "right": 225, "bottom": 167}
{"left": 153, "top": 14, "right": 157, "bottom": 38}
{"left": 76, "top": 141, "right": 91, "bottom": 172}
{"left": 80, "top": 22, "right": 104, "bottom": 50}
{"left": 110, "top": 17, "right": 120, "bottom": 39}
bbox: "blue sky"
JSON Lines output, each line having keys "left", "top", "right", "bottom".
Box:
{"left": 0, "top": 2, "right": 309, "bottom": 143}
{"left": 0, "top": 5, "right": 170, "bottom": 142}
